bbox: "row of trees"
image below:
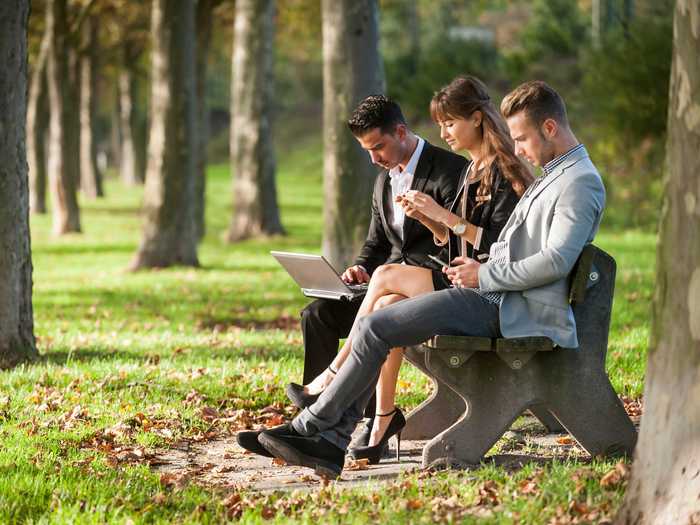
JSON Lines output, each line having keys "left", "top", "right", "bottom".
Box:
{"left": 27, "top": 0, "right": 385, "bottom": 270}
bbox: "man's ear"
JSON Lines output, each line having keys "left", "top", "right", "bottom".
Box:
{"left": 394, "top": 123, "right": 407, "bottom": 140}
{"left": 541, "top": 118, "right": 558, "bottom": 140}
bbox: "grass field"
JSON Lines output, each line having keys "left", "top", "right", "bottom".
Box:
{"left": 1, "top": 138, "right": 656, "bottom": 523}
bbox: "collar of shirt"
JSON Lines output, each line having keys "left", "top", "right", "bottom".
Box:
{"left": 542, "top": 143, "right": 585, "bottom": 177}
{"left": 388, "top": 137, "right": 425, "bottom": 183}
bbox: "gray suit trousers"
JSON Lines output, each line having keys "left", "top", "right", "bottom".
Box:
{"left": 291, "top": 287, "right": 501, "bottom": 450}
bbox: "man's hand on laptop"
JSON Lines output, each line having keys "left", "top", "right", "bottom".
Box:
{"left": 342, "top": 265, "right": 370, "bottom": 284}
{"left": 445, "top": 256, "right": 480, "bottom": 288}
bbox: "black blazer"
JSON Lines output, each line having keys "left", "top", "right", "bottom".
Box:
{"left": 440, "top": 160, "right": 521, "bottom": 265}
{"left": 354, "top": 141, "right": 466, "bottom": 275}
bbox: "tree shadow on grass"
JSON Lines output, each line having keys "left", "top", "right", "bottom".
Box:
{"left": 36, "top": 287, "right": 303, "bottom": 328}
{"left": 194, "top": 312, "right": 300, "bottom": 332}
{"left": 40, "top": 343, "right": 300, "bottom": 366}
{"left": 79, "top": 205, "right": 141, "bottom": 216}
{"left": 33, "top": 243, "right": 136, "bottom": 256}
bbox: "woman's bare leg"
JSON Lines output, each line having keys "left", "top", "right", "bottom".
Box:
{"left": 368, "top": 294, "right": 410, "bottom": 446}
{"left": 304, "top": 264, "right": 436, "bottom": 394}
{"left": 306, "top": 264, "right": 434, "bottom": 396}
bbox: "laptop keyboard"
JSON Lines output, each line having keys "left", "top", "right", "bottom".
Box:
{"left": 347, "top": 283, "right": 369, "bottom": 292}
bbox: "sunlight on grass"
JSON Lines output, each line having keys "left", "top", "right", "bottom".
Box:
{"left": 1, "top": 136, "right": 655, "bottom": 523}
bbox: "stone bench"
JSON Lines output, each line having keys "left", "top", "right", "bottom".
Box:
{"left": 402, "top": 244, "right": 638, "bottom": 468}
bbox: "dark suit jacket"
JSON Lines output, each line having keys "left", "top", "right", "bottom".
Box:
{"left": 440, "top": 160, "right": 521, "bottom": 265}
{"left": 354, "top": 141, "right": 466, "bottom": 275}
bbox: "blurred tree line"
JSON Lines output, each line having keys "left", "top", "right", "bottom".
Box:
{"left": 24, "top": 0, "right": 671, "bottom": 253}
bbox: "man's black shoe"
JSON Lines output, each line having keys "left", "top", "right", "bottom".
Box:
{"left": 236, "top": 423, "right": 298, "bottom": 458}
{"left": 258, "top": 429, "right": 345, "bottom": 479}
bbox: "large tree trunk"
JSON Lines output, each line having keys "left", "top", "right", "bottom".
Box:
{"left": 79, "top": 15, "right": 103, "bottom": 199}
{"left": 0, "top": 0, "right": 38, "bottom": 368}
{"left": 130, "top": 0, "right": 199, "bottom": 269}
{"left": 616, "top": 1, "right": 700, "bottom": 523}
{"left": 118, "top": 44, "right": 143, "bottom": 186}
{"left": 194, "top": 0, "right": 214, "bottom": 242}
{"left": 27, "top": 29, "right": 50, "bottom": 215}
{"left": 321, "top": 0, "right": 385, "bottom": 268}
{"left": 46, "top": 0, "right": 81, "bottom": 235}
{"left": 226, "top": 0, "right": 285, "bottom": 242}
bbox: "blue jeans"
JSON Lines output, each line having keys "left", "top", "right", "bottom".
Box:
{"left": 291, "top": 287, "right": 501, "bottom": 449}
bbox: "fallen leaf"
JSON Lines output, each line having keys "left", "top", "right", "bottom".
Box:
{"left": 344, "top": 458, "right": 370, "bottom": 471}
{"left": 404, "top": 499, "right": 423, "bottom": 510}
{"left": 600, "top": 461, "right": 630, "bottom": 489}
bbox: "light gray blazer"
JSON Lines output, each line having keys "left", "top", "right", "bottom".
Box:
{"left": 478, "top": 146, "right": 606, "bottom": 348}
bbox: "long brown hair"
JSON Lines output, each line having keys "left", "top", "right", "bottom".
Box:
{"left": 430, "top": 75, "right": 533, "bottom": 199}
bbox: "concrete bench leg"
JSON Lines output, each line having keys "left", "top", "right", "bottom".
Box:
{"left": 548, "top": 377, "right": 637, "bottom": 457}
{"left": 422, "top": 395, "right": 528, "bottom": 468}
{"left": 529, "top": 404, "right": 565, "bottom": 433}
{"left": 403, "top": 377, "right": 465, "bottom": 440}
{"left": 403, "top": 346, "right": 464, "bottom": 440}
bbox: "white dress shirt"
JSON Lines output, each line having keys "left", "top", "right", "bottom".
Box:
{"left": 388, "top": 137, "right": 425, "bottom": 240}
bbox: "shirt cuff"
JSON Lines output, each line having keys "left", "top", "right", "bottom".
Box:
{"left": 473, "top": 226, "right": 484, "bottom": 251}
{"left": 357, "top": 264, "right": 368, "bottom": 274}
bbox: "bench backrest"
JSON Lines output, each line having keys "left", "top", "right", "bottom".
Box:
{"left": 569, "top": 245, "right": 616, "bottom": 359}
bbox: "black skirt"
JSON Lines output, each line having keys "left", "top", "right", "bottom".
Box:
{"left": 431, "top": 269, "right": 453, "bottom": 291}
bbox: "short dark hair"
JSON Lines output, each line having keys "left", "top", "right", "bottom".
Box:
{"left": 347, "top": 95, "right": 406, "bottom": 136}
{"left": 500, "top": 81, "right": 568, "bottom": 127}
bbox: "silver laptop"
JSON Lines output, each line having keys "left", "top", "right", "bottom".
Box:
{"left": 270, "top": 251, "right": 368, "bottom": 301}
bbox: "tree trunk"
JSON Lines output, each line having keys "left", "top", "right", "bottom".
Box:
{"left": 118, "top": 44, "right": 143, "bottom": 186}
{"left": 406, "top": 0, "right": 420, "bottom": 75}
{"left": 79, "top": 15, "right": 103, "bottom": 199}
{"left": 27, "top": 29, "right": 50, "bottom": 214}
{"left": 321, "top": 0, "right": 385, "bottom": 268}
{"left": 110, "top": 91, "right": 121, "bottom": 170}
{"left": 67, "top": 44, "right": 82, "bottom": 200}
{"left": 46, "top": 0, "right": 81, "bottom": 235}
{"left": 0, "top": 0, "right": 38, "bottom": 368}
{"left": 130, "top": 0, "right": 199, "bottom": 269}
{"left": 195, "top": 0, "right": 214, "bottom": 242}
{"left": 616, "top": 1, "right": 700, "bottom": 523}
{"left": 226, "top": 0, "right": 285, "bottom": 242}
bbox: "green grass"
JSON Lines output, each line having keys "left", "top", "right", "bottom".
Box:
{"left": 0, "top": 137, "right": 655, "bottom": 523}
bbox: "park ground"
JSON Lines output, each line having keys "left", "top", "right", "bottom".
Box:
{"left": 1, "top": 138, "right": 654, "bottom": 523}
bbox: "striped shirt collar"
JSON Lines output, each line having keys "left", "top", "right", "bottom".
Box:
{"left": 542, "top": 143, "right": 585, "bottom": 176}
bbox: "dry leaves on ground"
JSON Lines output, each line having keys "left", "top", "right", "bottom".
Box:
{"left": 599, "top": 461, "right": 630, "bottom": 489}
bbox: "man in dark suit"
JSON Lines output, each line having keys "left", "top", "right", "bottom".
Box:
{"left": 296, "top": 95, "right": 466, "bottom": 417}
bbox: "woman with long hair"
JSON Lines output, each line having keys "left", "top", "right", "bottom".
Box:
{"left": 286, "top": 75, "right": 533, "bottom": 463}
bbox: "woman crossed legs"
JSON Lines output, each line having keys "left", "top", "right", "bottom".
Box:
{"left": 299, "top": 262, "right": 441, "bottom": 447}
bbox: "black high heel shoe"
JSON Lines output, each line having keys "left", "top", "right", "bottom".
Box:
{"left": 348, "top": 407, "right": 405, "bottom": 464}
{"left": 286, "top": 366, "right": 337, "bottom": 409}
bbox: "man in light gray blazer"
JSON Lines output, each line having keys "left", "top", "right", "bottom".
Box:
{"left": 242, "top": 81, "right": 607, "bottom": 478}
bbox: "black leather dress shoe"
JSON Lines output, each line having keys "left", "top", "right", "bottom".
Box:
{"left": 236, "top": 423, "right": 296, "bottom": 458}
{"left": 258, "top": 429, "right": 345, "bottom": 479}
{"left": 285, "top": 383, "right": 320, "bottom": 409}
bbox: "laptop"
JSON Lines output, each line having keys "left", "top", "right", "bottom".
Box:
{"left": 270, "top": 251, "right": 368, "bottom": 301}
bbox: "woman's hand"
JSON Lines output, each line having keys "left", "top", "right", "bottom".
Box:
{"left": 399, "top": 190, "right": 448, "bottom": 223}
{"left": 397, "top": 198, "right": 427, "bottom": 222}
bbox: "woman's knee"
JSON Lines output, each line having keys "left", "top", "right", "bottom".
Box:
{"left": 369, "top": 264, "right": 402, "bottom": 292}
